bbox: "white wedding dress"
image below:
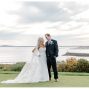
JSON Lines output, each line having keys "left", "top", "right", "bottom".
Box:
{"left": 1, "top": 47, "right": 49, "bottom": 83}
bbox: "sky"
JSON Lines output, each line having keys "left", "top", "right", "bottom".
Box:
{"left": 0, "top": 0, "right": 89, "bottom": 46}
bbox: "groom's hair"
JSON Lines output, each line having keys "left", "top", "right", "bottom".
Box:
{"left": 45, "top": 33, "right": 51, "bottom": 37}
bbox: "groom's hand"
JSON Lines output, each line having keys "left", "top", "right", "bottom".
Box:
{"left": 54, "top": 56, "right": 56, "bottom": 59}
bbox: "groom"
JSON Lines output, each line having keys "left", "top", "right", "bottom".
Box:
{"left": 45, "top": 33, "right": 59, "bottom": 82}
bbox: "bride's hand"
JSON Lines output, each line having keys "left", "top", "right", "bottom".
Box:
{"left": 38, "top": 54, "right": 41, "bottom": 57}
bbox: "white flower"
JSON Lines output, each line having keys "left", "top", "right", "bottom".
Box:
{"left": 50, "top": 41, "right": 53, "bottom": 44}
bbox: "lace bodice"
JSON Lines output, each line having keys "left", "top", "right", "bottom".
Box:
{"left": 39, "top": 47, "right": 46, "bottom": 53}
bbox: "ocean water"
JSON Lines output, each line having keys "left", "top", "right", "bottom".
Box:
{"left": 0, "top": 46, "right": 89, "bottom": 64}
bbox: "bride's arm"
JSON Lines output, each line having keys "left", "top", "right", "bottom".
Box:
{"left": 32, "top": 48, "right": 36, "bottom": 53}
{"left": 32, "top": 48, "right": 40, "bottom": 57}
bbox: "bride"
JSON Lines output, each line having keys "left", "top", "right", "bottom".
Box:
{"left": 1, "top": 37, "right": 49, "bottom": 83}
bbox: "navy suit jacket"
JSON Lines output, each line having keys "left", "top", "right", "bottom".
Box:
{"left": 45, "top": 39, "right": 59, "bottom": 57}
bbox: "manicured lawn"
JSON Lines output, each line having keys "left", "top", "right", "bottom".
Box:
{"left": 0, "top": 71, "right": 89, "bottom": 87}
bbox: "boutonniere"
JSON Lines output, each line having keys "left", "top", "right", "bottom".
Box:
{"left": 50, "top": 41, "right": 53, "bottom": 44}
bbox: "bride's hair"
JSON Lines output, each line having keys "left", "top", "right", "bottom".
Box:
{"left": 32, "top": 37, "right": 44, "bottom": 53}
{"left": 37, "top": 37, "right": 45, "bottom": 49}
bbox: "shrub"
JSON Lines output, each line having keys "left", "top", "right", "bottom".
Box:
{"left": 65, "top": 57, "right": 77, "bottom": 72}
{"left": 2, "top": 64, "right": 12, "bottom": 71}
{"left": 10, "top": 62, "right": 25, "bottom": 71}
{"left": 0, "top": 62, "right": 25, "bottom": 71}
{"left": 58, "top": 61, "right": 66, "bottom": 72}
{"left": 0, "top": 64, "right": 3, "bottom": 69}
{"left": 57, "top": 57, "right": 89, "bottom": 72}
{"left": 58, "top": 57, "right": 77, "bottom": 72}
{"left": 77, "top": 59, "right": 89, "bottom": 72}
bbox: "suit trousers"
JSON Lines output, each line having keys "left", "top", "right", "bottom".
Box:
{"left": 47, "top": 56, "right": 58, "bottom": 79}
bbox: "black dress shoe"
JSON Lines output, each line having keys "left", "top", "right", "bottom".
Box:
{"left": 49, "top": 78, "right": 51, "bottom": 81}
{"left": 55, "top": 79, "right": 58, "bottom": 82}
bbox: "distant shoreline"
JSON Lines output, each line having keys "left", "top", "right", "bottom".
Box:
{"left": 0, "top": 45, "right": 89, "bottom": 48}
{"left": 63, "top": 52, "right": 89, "bottom": 57}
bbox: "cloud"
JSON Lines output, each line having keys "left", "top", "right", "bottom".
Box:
{"left": 71, "top": 9, "right": 89, "bottom": 22}
{"left": 0, "top": 30, "right": 20, "bottom": 40}
{"left": 14, "top": 1, "right": 73, "bottom": 24}
{"left": 0, "top": 0, "right": 89, "bottom": 46}
{"left": 11, "top": 1, "right": 89, "bottom": 24}
{"left": 0, "top": 0, "right": 21, "bottom": 26}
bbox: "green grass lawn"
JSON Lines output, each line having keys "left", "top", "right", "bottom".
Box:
{"left": 0, "top": 71, "right": 89, "bottom": 87}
